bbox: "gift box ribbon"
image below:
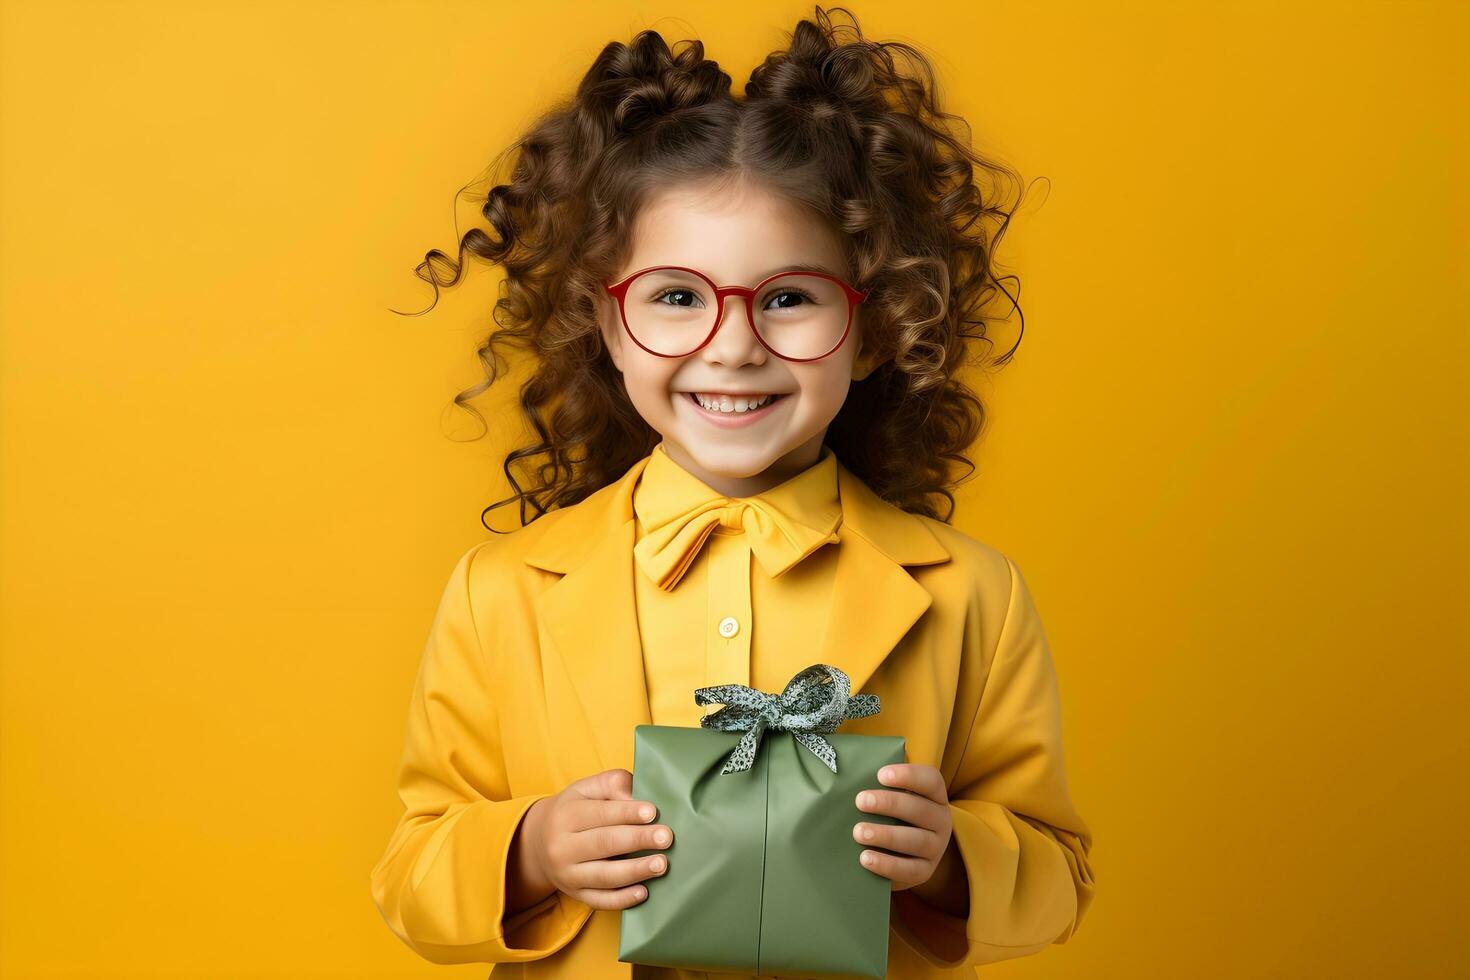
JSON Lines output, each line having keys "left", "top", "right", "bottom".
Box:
{"left": 693, "top": 663, "right": 880, "bottom": 774}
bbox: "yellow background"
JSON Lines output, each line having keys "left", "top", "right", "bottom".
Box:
{"left": 2, "top": 1, "right": 1465, "bottom": 977}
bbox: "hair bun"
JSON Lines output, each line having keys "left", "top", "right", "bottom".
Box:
{"left": 577, "top": 30, "right": 732, "bottom": 139}
{"left": 745, "top": 7, "right": 885, "bottom": 122}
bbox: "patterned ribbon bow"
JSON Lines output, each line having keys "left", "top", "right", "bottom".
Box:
{"left": 694, "top": 663, "right": 880, "bottom": 775}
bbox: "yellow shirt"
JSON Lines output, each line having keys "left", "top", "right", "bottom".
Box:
{"left": 628, "top": 439, "right": 842, "bottom": 980}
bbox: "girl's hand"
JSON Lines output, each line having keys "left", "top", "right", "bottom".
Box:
{"left": 516, "top": 768, "right": 673, "bottom": 911}
{"left": 853, "top": 763, "right": 956, "bottom": 895}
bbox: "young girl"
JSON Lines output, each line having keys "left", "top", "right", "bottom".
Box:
{"left": 370, "top": 8, "right": 1095, "bottom": 978}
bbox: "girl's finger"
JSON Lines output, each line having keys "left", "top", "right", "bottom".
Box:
{"left": 876, "top": 763, "right": 947, "bottom": 804}
{"left": 577, "top": 797, "right": 659, "bottom": 833}
{"left": 857, "top": 847, "right": 930, "bottom": 885}
{"left": 568, "top": 821, "right": 673, "bottom": 863}
{"left": 575, "top": 768, "right": 634, "bottom": 802}
{"left": 567, "top": 882, "right": 653, "bottom": 911}
{"left": 855, "top": 787, "right": 944, "bottom": 831}
{"left": 565, "top": 852, "right": 671, "bottom": 893}
{"left": 852, "top": 820, "right": 942, "bottom": 861}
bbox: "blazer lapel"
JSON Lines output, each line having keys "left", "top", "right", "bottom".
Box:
{"left": 522, "top": 450, "right": 951, "bottom": 777}
{"left": 788, "top": 469, "right": 950, "bottom": 727}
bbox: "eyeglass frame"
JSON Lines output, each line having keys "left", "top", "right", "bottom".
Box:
{"left": 602, "top": 264, "right": 871, "bottom": 362}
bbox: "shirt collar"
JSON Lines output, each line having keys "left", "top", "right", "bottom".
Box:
{"left": 633, "top": 440, "right": 843, "bottom": 545}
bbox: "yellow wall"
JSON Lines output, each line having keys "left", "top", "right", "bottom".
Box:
{"left": 2, "top": 1, "right": 1464, "bottom": 977}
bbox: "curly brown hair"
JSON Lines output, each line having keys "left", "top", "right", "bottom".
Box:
{"left": 397, "top": 5, "right": 1035, "bottom": 531}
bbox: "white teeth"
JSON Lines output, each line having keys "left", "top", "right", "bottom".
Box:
{"left": 691, "top": 392, "right": 777, "bottom": 413}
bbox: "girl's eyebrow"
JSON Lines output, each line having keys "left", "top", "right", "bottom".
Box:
{"left": 640, "top": 262, "right": 847, "bottom": 281}
{"left": 757, "top": 262, "right": 844, "bottom": 279}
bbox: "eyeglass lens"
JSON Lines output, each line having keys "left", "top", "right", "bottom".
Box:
{"left": 620, "top": 268, "right": 850, "bottom": 359}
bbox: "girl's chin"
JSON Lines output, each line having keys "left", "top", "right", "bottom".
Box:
{"left": 662, "top": 441, "right": 795, "bottom": 479}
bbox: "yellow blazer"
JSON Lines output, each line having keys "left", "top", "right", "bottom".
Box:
{"left": 370, "top": 451, "right": 1097, "bottom": 979}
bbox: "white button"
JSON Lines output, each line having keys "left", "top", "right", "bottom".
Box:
{"left": 717, "top": 616, "right": 740, "bottom": 638}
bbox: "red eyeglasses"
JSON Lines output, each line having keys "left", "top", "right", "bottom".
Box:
{"left": 603, "top": 265, "right": 870, "bottom": 362}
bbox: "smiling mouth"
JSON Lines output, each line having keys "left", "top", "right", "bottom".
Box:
{"left": 681, "top": 391, "right": 789, "bottom": 415}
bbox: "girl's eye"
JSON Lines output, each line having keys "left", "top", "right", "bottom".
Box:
{"left": 653, "top": 289, "right": 703, "bottom": 308}
{"left": 650, "top": 287, "right": 819, "bottom": 309}
{"left": 765, "top": 288, "right": 818, "bottom": 310}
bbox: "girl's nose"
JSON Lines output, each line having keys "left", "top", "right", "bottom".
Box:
{"left": 701, "top": 297, "right": 766, "bottom": 364}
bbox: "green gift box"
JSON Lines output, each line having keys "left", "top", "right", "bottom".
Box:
{"left": 618, "top": 664, "right": 904, "bottom": 980}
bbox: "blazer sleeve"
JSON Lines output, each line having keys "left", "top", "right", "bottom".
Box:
{"left": 369, "top": 542, "right": 595, "bottom": 964}
{"left": 890, "top": 555, "right": 1097, "bottom": 969}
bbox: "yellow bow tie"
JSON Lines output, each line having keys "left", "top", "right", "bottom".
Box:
{"left": 633, "top": 495, "right": 839, "bottom": 592}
